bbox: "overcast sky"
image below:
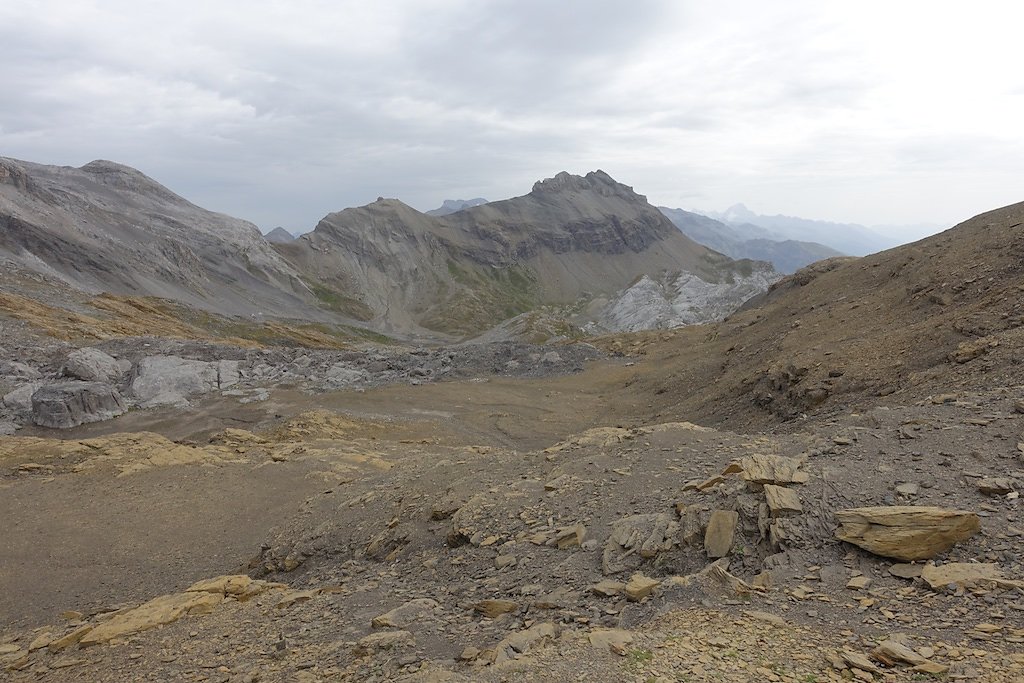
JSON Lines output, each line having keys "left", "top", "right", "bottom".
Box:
{"left": 2, "top": 1, "right": 1022, "bottom": 237}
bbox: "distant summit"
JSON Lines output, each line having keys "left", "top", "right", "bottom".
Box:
{"left": 264, "top": 227, "right": 295, "bottom": 243}
{"left": 426, "top": 198, "right": 488, "bottom": 216}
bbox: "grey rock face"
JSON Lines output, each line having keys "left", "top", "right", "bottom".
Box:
{"left": 130, "top": 356, "right": 218, "bottom": 407}
{"left": 31, "top": 382, "right": 127, "bottom": 428}
{"left": 61, "top": 347, "right": 122, "bottom": 383}
{"left": 0, "top": 360, "right": 41, "bottom": 380}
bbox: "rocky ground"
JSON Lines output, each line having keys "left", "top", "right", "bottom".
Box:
{"left": 3, "top": 204, "right": 1024, "bottom": 681}
{"left": 1, "top": 322, "right": 1022, "bottom": 681}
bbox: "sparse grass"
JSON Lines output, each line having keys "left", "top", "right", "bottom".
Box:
{"left": 625, "top": 648, "right": 654, "bottom": 671}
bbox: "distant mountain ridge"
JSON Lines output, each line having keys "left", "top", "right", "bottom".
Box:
{"left": 697, "top": 203, "right": 898, "bottom": 256}
{"left": 426, "top": 198, "right": 488, "bottom": 216}
{"left": 658, "top": 206, "right": 843, "bottom": 273}
{"left": 264, "top": 227, "right": 295, "bottom": 243}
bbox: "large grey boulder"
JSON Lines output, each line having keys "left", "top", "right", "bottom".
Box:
{"left": 61, "top": 347, "right": 122, "bottom": 383}
{"left": 130, "top": 356, "right": 218, "bottom": 407}
{"left": 31, "top": 382, "right": 127, "bottom": 428}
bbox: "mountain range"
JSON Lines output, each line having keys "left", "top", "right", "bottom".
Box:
{"left": 0, "top": 159, "right": 776, "bottom": 340}
{"left": 696, "top": 203, "right": 900, "bottom": 256}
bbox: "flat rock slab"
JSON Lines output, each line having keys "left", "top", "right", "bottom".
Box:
{"left": 704, "top": 509, "right": 739, "bottom": 558}
{"left": 920, "top": 562, "right": 1024, "bottom": 590}
{"left": 834, "top": 506, "right": 980, "bottom": 561}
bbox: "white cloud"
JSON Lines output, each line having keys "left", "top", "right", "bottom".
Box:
{"left": 1, "top": 0, "right": 1022, "bottom": 232}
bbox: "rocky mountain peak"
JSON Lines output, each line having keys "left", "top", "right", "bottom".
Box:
{"left": 80, "top": 159, "right": 180, "bottom": 202}
{"left": 530, "top": 170, "right": 644, "bottom": 202}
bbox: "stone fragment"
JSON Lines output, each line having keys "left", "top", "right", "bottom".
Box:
{"left": 978, "top": 478, "right": 1017, "bottom": 495}
{"left": 624, "top": 573, "right": 660, "bottom": 601}
{"left": 275, "top": 590, "right": 320, "bottom": 609}
{"left": 743, "top": 610, "right": 786, "bottom": 626}
{"left": 763, "top": 485, "right": 803, "bottom": 517}
{"left": 704, "top": 510, "right": 738, "bottom": 558}
{"left": 871, "top": 639, "right": 928, "bottom": 666}
{"left": 730, "top": 454, "right": 809, "bottom": 486}
{"left": 840, "top": 650, "right": 881, "bottom": 675}
{"left": 47, "top": 626, "right": 94, "bottom": 652}
{"left": 889, "top": 563, "right": 924, "bottom": 579}
{"left": 61, "top": 348, "right": 121, "bottom": 383}
{"left": 495, "top": 555, "right": 517, "bottom": 569}
{"left": 895, "top": 483, "right": 919, "bottom": 497}
{"left": 591, "top": 580, "right": 625, "bottom": 597}
{"left": 372, "top": 599, "right": 440, "bottom": 628}
{"left": 473, "top": 599, "right": 518, "bottom": 618}
{"left": 912, "top": 661, "right": 950, "bottom": 675}
{"left": 31, "top": 382, "right": 127, "bottom": 428}
{"left": 602, "top": 513, "right": 678, "bottom": 574}
{"left": 834, "top": 506, "right": 980, "bottom": 561}
{"left": 846, "top": 576, "right": 871, "bottom": 590}
{"left": 356, "top": 630, "right": 414, "bottom": 653}
{"left": 1013, "top": 398, "right": 1024, "bottom": 414}
{"left": 588, "top": 629, "right": 633, "bottom": 654}
{"left": 920, "top": 562, "right": 1024, "bottom": 590}
{"left": 491, "top": 622, "right": 557, "bottom": 665}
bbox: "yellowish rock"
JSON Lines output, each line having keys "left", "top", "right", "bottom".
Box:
{"left": 920, "top": 562, "right": 1024, "bottom": 590}
{"left": 80, "top": 591, "right": 223, "bottom": 646}
{"left": 473, "top": 599, "right": 518, "bottom": 618}
{"left": 704, "top": 510, "right": 738, "bottom": 558}
{"left": 834, "top": 506, "right": 980, "bottom": 561}
{"left": 624, "top": 573, "right": 661, "bottom": 601}
{"left": 763, "top": 484, "right": 803, "bottom": 517}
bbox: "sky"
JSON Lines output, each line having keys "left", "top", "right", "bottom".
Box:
{"left": 1, "top": 1, "right": 1022, "bottom": 238}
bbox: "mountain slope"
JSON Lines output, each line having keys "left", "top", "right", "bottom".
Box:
{"left": 606, "top": 200, "right": 1024, "bottom": 429}
{"left": 0, "top": 157, "right": 318, "bottom": 318}
{"left": 659, "top": 206, "right": 843, "bottom": 273}
{"left": 277, "top": 171, "right": 776, "bottom": 336}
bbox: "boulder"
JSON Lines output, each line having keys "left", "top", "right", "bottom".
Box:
{"left": 61, "top": 348, "right": 121, "bottom": 383}
{"left": 130, "top": 356, "right": 218, "bottom": 407}
{"left": 31, "top": 382, "right": 127, "bottom": 428}
{"left": 834, "top": 506, "right": 980, "bottom": 561}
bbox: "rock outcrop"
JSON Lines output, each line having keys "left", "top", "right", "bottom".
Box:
{"left": 31, "top": 382, "right": 127, "bottom": 428}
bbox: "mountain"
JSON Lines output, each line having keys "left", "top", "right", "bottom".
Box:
{"left": 426, "top": 198, "right": 488, "bottom": 216}
{"left": 275, "top": 171, "right": 777, "bottom": 336}
{"left": 700, "top": 203, "right": 898, "bottom": 256}
{"left": 658, "top": 206, "right": 842, "bottom": 273}
{"left": 0, "top": 157, "right": 319, "bottom": 318}
{"left": 264, "top": 227, "right": 295, "bottom": 243}
{"left": 616, "top": 199, "right": 1024, "bottom": 429}
{"left": 0, "top": 158, "right": 776, "bottom": 339}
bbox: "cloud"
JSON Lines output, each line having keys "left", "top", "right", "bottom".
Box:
{"left": 1, "top": 1, "right": 1022, "bottom": 231}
